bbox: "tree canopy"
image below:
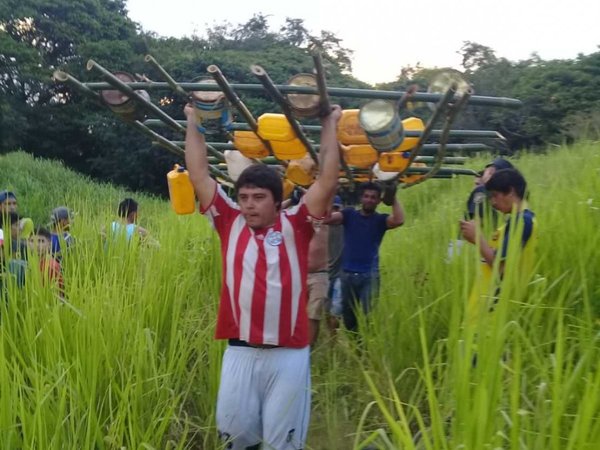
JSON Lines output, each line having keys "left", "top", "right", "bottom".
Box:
{"left": 2, "top": 1, "right": 599, "bottom": 195}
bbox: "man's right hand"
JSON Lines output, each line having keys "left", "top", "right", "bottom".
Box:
{"left": 321, "top": 104, "right": 342, "bottom": 126}
{"left": 184, "top": 103, "right": 195, "bottom": 120}
{"left": 382, "top": 181, "right": 398, "bottom": 206}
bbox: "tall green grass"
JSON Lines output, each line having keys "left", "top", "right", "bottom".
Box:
{"left": 1, "top": 145, "right": 599, "bottom": 449}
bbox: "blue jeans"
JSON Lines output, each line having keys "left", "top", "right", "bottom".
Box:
{"left": 340, "top": 271, "right": 380, "bottom": 332}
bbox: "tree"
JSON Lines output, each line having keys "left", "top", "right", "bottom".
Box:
{"left": 459, "top": 41, "right": 498, "bottom": 73}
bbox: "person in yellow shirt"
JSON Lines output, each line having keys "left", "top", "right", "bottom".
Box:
{"left": 460, "top": 168, "right": 537, "bottom": 327}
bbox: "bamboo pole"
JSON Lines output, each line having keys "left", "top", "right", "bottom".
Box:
{"left": 312, "top": 53, "right": 331, "bottom": 118}
{"left": 55, "top": 69, "right": 226, "bottom": 167}
{"left": 418, "top": 143, "right": 491, "bottom": 155}
{"left": 83, "top": 81, "right": 522, "bottom": 108}
{"left": 144, "top": 55, "right": 188, "bottom": 99}
{"left": 397, "top": 85, "right": 456, "bottom": 177}
{"left": 250, "top": 65, "right": 320, "bottom": 164}
{"left": 53, "top": 70, "right": 101, "bottom": 100}
{"left": 86, "top": 59, "right": 186, "bottom": 134}
{"left": 131, "top": 121, "right": 184, "bottom": 157}
{"left": 312, "top": 52, "right": 354, "bottom": 184}
{"left": 168, "top": 142, "right": 467, "bottom": 163}
{"left": 207, "top": 64, "right": 273, "bottom": 148}
{"left": 130, "top": 122, "right": 229, "bottom": 178}
{"left": 404, "top": 167, "right": 478, "bottom": 176}
{"left": 143, "top": 119, "right": 502, "bottom": 139}
{"left": 404, "top": 88, "right": 473, "bottom": 188}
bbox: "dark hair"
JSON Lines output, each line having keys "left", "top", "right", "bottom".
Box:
{"left": 0, "top": 211, "right": 20, "bottom": 228}
{"left": 359, "top": 181, "right": 382, "bottom": 196}
{"left": 485, "top": 158, "right": 514, "bottom": 171}
{"left": 235, "top": 165, "right": 282, "bottom": 208}
{"left": 118, "top": 198, "right": 138, "bottom": 218}
{"left": 485, "top": 168, "right": 527, "bottom": 199}
{"left": 34, "top": 226, "right": 52, "bottom": 240}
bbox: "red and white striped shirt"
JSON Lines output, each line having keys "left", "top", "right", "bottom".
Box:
{"left": 202, "top": 185, "right": 315, "bottom": 348}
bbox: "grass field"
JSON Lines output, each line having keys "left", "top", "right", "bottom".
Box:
{"left": 1, "top": 143, "right": 599, "bottom": 449}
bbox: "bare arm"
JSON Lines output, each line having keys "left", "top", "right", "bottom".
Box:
{"left": 303, "top": 105, "right": 342, "bottom": 218}
{"left": 386, "top": 197, "right": 405, "bottom": 229}
{"left": 184, "top": 104, "right": 217, "bottom": 210}
{"left": 460, "top": 220, "right": 498, "bottom": 268}
{"left": 323, "top": 210, "right": 343, "bottom": 225}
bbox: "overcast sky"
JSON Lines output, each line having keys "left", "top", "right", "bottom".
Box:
{"left": 126, "top": 0, "right": 600, "bottom": 84}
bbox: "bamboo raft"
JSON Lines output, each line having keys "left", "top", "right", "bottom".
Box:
{"left": 53, "top": 54, "right": 521, "bottom": 194}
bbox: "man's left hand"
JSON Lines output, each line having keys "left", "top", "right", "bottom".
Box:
{"left": 460, "top": 220, "right": 477, "bottom": 243}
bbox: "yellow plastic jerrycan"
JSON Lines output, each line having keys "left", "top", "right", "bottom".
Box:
{"left": 233, "top": 130, "right": 269, "bottom": 158}
{"left": 257, "top": 113, "right": 296, "bottom": 142}
{"left": 394, "top": 117, "right": 424, "bottom": 152}
{"left": 282, "top": 178, "right": 296, "bottom": 200}
{"left": 285, "top": 154, "right": 317, "bottom": 187}
{"left": 342, "top": 144, "right": 379, "bottom": 168}
{"left": 271, "top": 138, "right": 307, "bottom": 160}
{"left": 337, "top": 109, "right": 368, "bottom": 145}
{"left": 167, "top": 164, "right": 196, "bottom": 215}
{"left": 400, "top": 162, "right": 427, "bottom": 184}
{"left": 378, "top": 151, "right": 411, "bottom": 172}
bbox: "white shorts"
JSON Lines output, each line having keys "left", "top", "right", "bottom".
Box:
{"left": 216, "top": 344, "right": 311, "bottom": 449}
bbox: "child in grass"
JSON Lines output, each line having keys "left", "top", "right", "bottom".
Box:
{"left": 0, "top": 190, "right": 34, "bottom": 239}
{"left": 1, "top": 211, "right": 27, "bottom": 288}
{"left": 49, "top": 206, "right": 75, "bottom": 259}
{"left": 28, "top": 226, "right": 64, "bottom": 295}
{"left": 110, "top": 198, "right": 149, "bottom": 242}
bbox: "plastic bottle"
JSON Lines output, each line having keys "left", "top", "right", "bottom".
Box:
{"left": 167, "top": 164, "right": 196, "bottom": 215}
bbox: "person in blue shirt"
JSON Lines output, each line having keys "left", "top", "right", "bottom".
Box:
{"left": 49, "top": 206, "right": 75, "bottom": 259}
{"left": 327, "top": 182, "right": 405, "bottom": 331}
{"left": 105, "top": 198, "right": 157, "bottom": 248}
{"left": 111, "top": 198, "right": 147, "bottom": 241}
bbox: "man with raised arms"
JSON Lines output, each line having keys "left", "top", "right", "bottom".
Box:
{"left": 184, "top": 102, "right": 341, "bottom": 450}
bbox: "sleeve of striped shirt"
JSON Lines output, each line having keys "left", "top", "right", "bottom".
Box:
{"left": 201, "top": 184, "right": 240, "bottom": 234}
{"left": 287, "top": 201, "right": 320, "bottom": 238}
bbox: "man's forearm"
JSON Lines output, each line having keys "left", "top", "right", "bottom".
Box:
{"left": 304, "top": 106, "right": 342, "bottom": 217}
{"left": 386, "top": 197, "right": 405, "bottom": 228}
{"left": 185, "top": 120, "right": 210, "bottom": 183}
{"left": 318, "top": 120, "right": 340, "bottom": 195}
{"left": 391, "top": 198, "right": 405, "bottom": 224}
{"left": 479, "top": 235, "right": 496, "bottom": 266}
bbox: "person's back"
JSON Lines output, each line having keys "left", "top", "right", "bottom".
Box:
{"left": 110, "top": 221, "right": 138, "bottom": 242}
{"left": 106, "top": 198, "right": 150, "bottom": 246}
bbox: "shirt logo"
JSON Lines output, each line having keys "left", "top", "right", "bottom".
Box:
{"left": 266, "top": 230, "right": 283, "bottom": 246}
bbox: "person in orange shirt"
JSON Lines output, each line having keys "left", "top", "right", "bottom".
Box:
{"left": 28, "top": 226, "right": 64, "bottom": 295}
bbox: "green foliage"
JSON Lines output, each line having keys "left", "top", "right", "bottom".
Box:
{"left": 1, "top": 4, "right": 365, "bottom": 195}
{"left": 1, "top": 143, "right": 600, "bottom": 448}
{"left": 384, "top": 44, "right": 600, "bottom": 151}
